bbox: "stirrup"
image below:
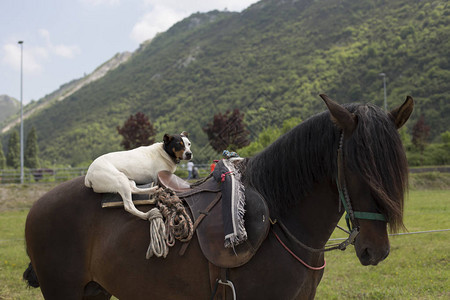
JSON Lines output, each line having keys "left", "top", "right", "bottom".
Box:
{"left": 211, "top": 279, "right": 236, "bottom": 300}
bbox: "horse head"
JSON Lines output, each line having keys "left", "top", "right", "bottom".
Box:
{"left": 321, "top": 94, "right": 414, "bottom": 265}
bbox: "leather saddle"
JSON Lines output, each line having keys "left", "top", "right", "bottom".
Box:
{"left": 158, "top": 170, "right": 270, "bottom": 268}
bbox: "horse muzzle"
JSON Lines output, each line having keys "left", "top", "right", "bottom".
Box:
{"left": 355, "top": 237, "right": 390, "bottom": 266}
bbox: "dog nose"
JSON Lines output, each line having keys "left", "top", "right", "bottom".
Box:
{"left": 185, "top": 152, "right": 192, "bottom": 159}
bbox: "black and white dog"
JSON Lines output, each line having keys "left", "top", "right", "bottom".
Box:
{"left": 85, "top": 132, "right": 192, "bottom": 220}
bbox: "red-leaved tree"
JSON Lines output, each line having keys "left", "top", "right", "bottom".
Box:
{"left": 412, "top": 114, "right": 430, "bottom": 153}
{"left": 203, "top": 109, "right": 250, "bottom": 153}
{"left": 117, "top": 112, "right": 157, "bottom": 150}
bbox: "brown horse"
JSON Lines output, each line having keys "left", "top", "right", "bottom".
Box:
{"left": 24, "top": 95, "right": 413, "bottom": 299}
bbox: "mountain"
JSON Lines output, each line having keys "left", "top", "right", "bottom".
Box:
{"left": 1, "top": 0, "right": 448, "bottom": 166}
{"left": 0, "top": 95, "right": 20, "bottom": 126}
{"left": 1, "top": 51, "right": 132, "bottom": 134}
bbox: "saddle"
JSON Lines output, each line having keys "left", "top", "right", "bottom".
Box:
{"left": 158, "top": 171, "right": 270, "bottom": 268}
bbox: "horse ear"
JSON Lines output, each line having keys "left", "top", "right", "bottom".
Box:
{"left": 320, "top": 94, "right": 357, "bottom": 135}
{"left": 163, "top": 134, "right": 173, "bottom": 144}
{"left": 389, "top": 96, "right": 414, "bottom": 129}
{"left": 180, "top": 131, "right": 189, "bottom": 138}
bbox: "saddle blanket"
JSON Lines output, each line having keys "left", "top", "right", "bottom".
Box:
{"left": 101, "top": 183, "right": 155, "bottom": 208}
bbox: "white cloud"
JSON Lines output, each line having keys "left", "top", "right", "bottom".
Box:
{"left": 1, "top": 30, "right": 80, "bottom": 75}
{"left": 2, "top": 43, "right": 44, "bottom": 74}
{"left": 130, "top": 0, "right": 258, "bottom": 44}
{"left": 79, "top": 0, "right": 120, "bottom": 6}
{"left": 38, "top": 29, "right": 81, "bottom": 59}
{"left": 141, "top": 0, "right": 256, "bottom": 12}
{"left": 130, "top": 5, "right": 187, "bottom": 43}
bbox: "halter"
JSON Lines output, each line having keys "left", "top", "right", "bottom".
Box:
{"left": 271, "top": 131, "right": 387, "bottom": 269}
{"left": 336, "top": 131, "right": 386, "bottom": 232}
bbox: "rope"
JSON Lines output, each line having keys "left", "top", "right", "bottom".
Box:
{"left": 156, "top": 188, "right": 194, "bottom": 242}
{"left": 145, "top": 187, "right": 194, "bottom": 259}
{"left": 327, "top": 228, "right": 450, "bottom": 242}
{"left": 146, "top": 208, "right": 169, "bottom": 258}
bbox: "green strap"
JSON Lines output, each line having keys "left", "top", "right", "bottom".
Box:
{"left": 337, "top": 177, "right": 386, "bottom": 226}
{"left": 353, "top": 211, "right": 386, "bottom": 221}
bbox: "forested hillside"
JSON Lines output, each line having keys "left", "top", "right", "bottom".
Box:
{"left": 0, "top": 95, "right": 19, "bottom": 125}
{"left": 1, "top": 0, "right": 448, "bottom": 166}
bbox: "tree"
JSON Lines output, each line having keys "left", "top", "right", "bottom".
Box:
{"left": 25, "top": 126, "right": 40, "bottom": 169}
{"left": 203, "top": 109, "right": 250, "bottom": 153}
{"left": 6, "top": 131, "right": 20, "bottom": 168}
{"left": 0, "top": 140, "right": 6, "bottom": 169}
{"left": 412, "top": 114, "right": 430, "bottom": 152}
{"left": 411, "top": 115, "right": 431, "bottom": 165}
{"left": 117, "top": 112, "right": 157, "bottom": 150}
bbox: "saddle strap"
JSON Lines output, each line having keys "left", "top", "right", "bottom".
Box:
{"left": 209, "top": 263, "right": 233, "bottom": 300}
{"left": 178, "top": 192, "right": 222, "bottom": 256}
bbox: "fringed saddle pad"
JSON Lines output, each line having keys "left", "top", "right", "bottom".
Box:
{"left": 101, "top": 183, "right": 155, "bottom": 208}
{"left": 212, "top": 158, "right": 247, "bottom": 248}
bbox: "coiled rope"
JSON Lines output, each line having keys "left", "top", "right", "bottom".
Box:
{"left": 146, "top": 187, "right": 194, "bottom": 259}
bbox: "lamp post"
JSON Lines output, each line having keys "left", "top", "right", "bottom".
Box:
{"left": 379, "top": 72, "right": 387, "bottom": 111}
{"left": 18, "top": 41, "right": 24, "bottom": 184}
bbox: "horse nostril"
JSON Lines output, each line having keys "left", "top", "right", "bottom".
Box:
{"left": 360, "top": 248, "right": 371, "bottom": 265}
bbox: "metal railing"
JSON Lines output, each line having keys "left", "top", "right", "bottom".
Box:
{"left": 0, "top": 164, "right": 213, "bottom": 184}
{"left": 0, "top": 168, "right": 88, "bottom": 184}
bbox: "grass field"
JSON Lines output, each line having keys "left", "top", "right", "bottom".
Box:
{"left": 0, "top": 183, "right": 449, "bottom": 299}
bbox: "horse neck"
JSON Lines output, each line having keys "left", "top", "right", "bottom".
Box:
{"left": 281, "top": 181, "right": 343, "bottom": 249}
{"left": 246, "top": 114, "right": 342, "bottom": 249}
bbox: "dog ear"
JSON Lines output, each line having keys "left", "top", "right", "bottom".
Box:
{"left": 180, "top": 131, "right": 189, "bottom": 138}
{"left": 163, "top": 134, "right": 173, "bottom": 144}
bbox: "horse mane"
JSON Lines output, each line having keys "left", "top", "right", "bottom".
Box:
{"left": 244, "top": 103, "right": 407, "bottom": 233}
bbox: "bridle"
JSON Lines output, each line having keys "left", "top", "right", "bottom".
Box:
{"left": 271, "top": 131, "right": 386, "bottom": 269}
{"left": 336, "top": 131, "right": 386, "bottom": 232}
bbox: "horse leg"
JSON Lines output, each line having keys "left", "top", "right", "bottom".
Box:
{"left": 82, "top": 281, "right": 112, "bottom": 300}
{"left": 25, "top": 178, "right": 107, "bottom": 300}
{"left": 26, "top": 226, "right": 91, "bottom": 299}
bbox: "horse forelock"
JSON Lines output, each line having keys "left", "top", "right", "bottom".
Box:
{"left": 344, "top": 103, "right": 408, "bottom": 233}
{"left": 245, "top": 103, "right": 408, "bottom": 232}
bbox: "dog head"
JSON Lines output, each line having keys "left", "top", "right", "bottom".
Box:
{"left": 163, "top": 131, "right": 193, "bottom": 163}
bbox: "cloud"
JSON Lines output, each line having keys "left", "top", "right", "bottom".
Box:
{"left": 2, "top": 43, "right": 45, "bottom": 74}
{"left": 130, "top": 5, "right": 187, "bottom": 43}
{"left": 130, "top": 0, "right": 258, "bottom": 44}
{"left": 1, "top": 30, "right": 80, "bottom": 74}
{"left": 141, "top": 0, "right": 256, "bottom": 12}
{"left": 79, "top": 0, "right": 120, "bottom": 6}
{"left": 38, "top": 29, "right": 80, "bottom": 59}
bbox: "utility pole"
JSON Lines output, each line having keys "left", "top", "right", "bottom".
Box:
{"left": 18, "top": 41, "right": 24, "bottom": 184}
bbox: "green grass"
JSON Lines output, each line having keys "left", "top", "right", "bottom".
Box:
{"left": 0, "top": 188, "right": 448, "bottom": 299}
{"left": 316, "top": 189, "right": 449, "bottom": 299}
{"left": 0, "top": 211, "right": 44, "bottom": 299}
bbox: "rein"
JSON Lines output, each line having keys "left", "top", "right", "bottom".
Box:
{"left": 270, "top": 131, "right": 386, "bottom": 269}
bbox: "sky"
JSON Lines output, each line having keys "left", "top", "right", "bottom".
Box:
{"left": 0, "top": 0, "right": 259, "bottom": 105}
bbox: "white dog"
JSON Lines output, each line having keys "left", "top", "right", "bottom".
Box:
{"left": 85, "top": 132, "right": 192, "bottom": 220}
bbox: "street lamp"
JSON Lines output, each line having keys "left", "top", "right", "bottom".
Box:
{"left": 18, "top": 41, "right": 24, "bottom": 184}
{"left": 379, "top": 72, "right": 387, "bottom": 111}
